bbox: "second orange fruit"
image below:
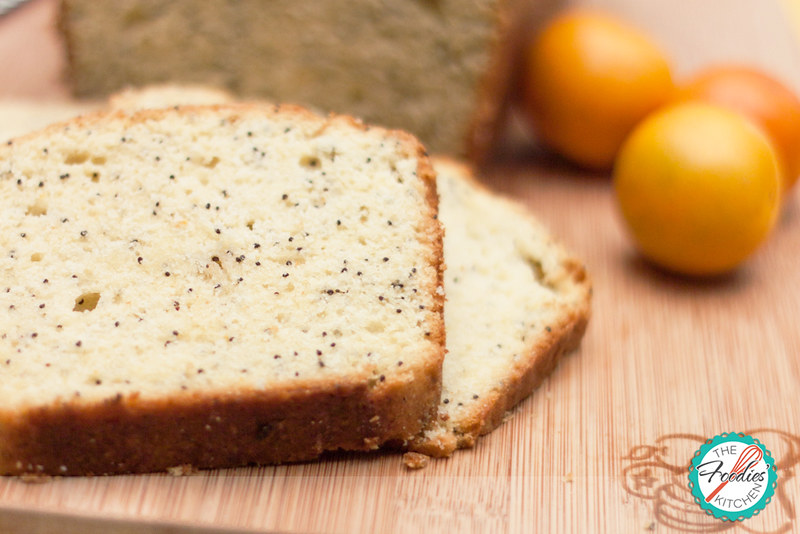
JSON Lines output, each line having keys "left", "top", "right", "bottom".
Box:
{"left": 522, "top": 10, "right": 673, "bottom": 170}
{"left": 674, "top": 66, "right": 800, "bottom": 193}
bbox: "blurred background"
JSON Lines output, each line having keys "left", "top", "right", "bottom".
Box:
{"left": 1, "top": 0, "right": 798, "bottom": 101}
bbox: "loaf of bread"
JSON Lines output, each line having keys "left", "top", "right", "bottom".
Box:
{"left": 0, "top": 103, "right": 445, "bottom": 475}
{"left": 411, "top": 158, "right": 591, "bottom": 456}
{"left": 57, "top": 0, "right": 560, "bottom": 161}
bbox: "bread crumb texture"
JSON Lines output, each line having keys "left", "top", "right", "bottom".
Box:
{"left": 402, "top": 451, "right": 430, "bottom": 470}
{"left": 0, "top": 104, "right": 444, "bottom": 474}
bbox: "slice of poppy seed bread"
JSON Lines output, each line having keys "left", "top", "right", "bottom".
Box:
{"left": 108, "top": 83, "right": 236, "bottom": 111}
{"left": 409, "top": 158, "right": 591, "bottom": 457}
{"left": 0, "top": 103, "right": 445, "bottom": 475}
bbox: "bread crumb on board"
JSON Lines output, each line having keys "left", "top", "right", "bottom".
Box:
{"left": 18, "top": 474, "right": 53, "bottom": 484}
{"left": 167, "top": 464, "right": 200, "bottom": 476}
{"left": 403, "top": 452, "right": 430, "bottom": 470}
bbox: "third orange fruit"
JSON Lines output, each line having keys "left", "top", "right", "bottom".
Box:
{"left": 674, "top": 65, "right": 800, "bottom": 193}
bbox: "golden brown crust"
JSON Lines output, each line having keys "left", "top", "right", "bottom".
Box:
{"left": 465, "top": 0, "right": 518, "bottom": 166}
{"left": 0, "top": 366, "right": 443, "bottom": 475}
{"left": 413, "top": 147, "right": 448, "bottom": 361}
{"left": 466, "top": 0, "right": 564, "bottom": 167}
{"left": 57, "top": 1, "right": 76, "bottom": 94}
{"left": 0, "top": 103, "right": 446, "bottom": 475}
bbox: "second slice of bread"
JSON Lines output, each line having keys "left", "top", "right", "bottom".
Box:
{"left": 0, "top": 104, "right": 445, "bottom": 475}
{"left": 410, "top": 158, "right": 591, "bottom": 456}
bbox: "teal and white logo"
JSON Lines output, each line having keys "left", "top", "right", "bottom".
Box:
{"left": 688, "top": 432, "right": 777, "bottom": 521}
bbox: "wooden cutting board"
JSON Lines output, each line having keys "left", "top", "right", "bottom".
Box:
{"left": 0, "top": 1, "right": 799, "bottom": 532}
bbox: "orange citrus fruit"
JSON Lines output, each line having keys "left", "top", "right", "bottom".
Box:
{"left": 522, "top": 10, "right": 674, "bottom": 170}
{"left": 613, "top": 103, "right": 781, "bottom": 276}
{"left": 674, "top": 65, "right": 800, "bottom": 193}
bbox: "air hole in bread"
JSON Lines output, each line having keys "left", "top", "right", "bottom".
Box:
{"left": 202, "top": 156, "right": 220, "bottom": 169}
{"left": 246, "top": 220, "right": 255, "bottom": 230}
{"left": 525, "top": 257, "right": 556, "bottom": 291}
{"left": 91, "top": 155, "right": 107, "bottom": 165}
{"left": 30, "top": 253, "right": 43, "bottom": 262}
{"left": 366, "top": 321, "right": 384, "bottom": 334}
{"left": 26, "top": 200, "right": 47, "bottom": 216}
{"left": 299, "top": 155, "right": 321, "bottom": 169}
{"left": 64, "top": 151, "right": 90, "bottom": 165}
{"left": 73, "top": 292, "right": 101, "bottom": 312}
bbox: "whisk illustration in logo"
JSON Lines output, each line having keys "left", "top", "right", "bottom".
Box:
{"left": 688, "top": 432, "right": 778, "bottom": 521}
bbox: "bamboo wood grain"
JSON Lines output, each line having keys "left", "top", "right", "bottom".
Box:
{"left": 0, "top": 0, "right": 799, "bottom": 532}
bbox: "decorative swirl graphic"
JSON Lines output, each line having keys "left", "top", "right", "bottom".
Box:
{"left": 621, "top": 430, "right": 799, "bottom": 533}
